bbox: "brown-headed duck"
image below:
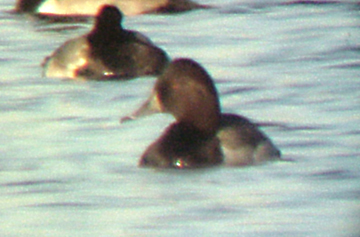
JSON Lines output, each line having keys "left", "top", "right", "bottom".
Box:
{"left": 42, "top": 5, "right": 169, "bottom": 80}
{"left": 121, "top": 58, "right": 281, "bottom": 167}
{"left": 139, "top": 58, "right": 223, "bottom": 168}
{"left": 15, "top": 0, "right": 211, "bottom": 16}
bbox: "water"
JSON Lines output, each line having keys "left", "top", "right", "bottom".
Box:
{"left": 1, "top": 0, "right": 360, "bottom": 236}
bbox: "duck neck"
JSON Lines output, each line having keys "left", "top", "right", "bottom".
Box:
{"left": 88, "top": 25, "right": 123, "bottom": 45}
{"left": 178, "top": 107, "right": 221, "bottom": 136}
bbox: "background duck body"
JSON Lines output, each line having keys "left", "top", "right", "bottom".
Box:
{"left": 42, "top": 5, "right": 169, "bottom": 80}
{"left": 15, "top": 0, "right": 209, "bottom": 16}
{"left": 86, "top": 33, "right": 169, "bottom": 79}
{"left": 42, "top": 37, "right": 92, "bottom": 79}
{"left": 36, "top": 0, "right": 165, "bottom": 16}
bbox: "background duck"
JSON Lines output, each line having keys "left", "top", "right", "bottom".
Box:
{"left": 121, "top": 58, "right": 281, "bottom": 167}
{"left": 42, "top": 5, "right": 169, "bottom": 80}
{"left": 15, "top": 0, "right": 211, "bottom": 17}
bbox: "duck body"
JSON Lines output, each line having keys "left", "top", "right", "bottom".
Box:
{"left": 42, "top": 37, "right": 91, "bottom": 79}
{"left": 218, "top": 113, "right": 281, "bottom": 166}
{"left": 140, "top": 122, "right": 223, "bottom": 168}
{"left": 15, "top": 0, "right": 210, "bottom": 16}
{"left": 43, "top": 5, "right": 169, "bottom": 80}
{"left": 121, "top": 58, "right": 281, "bottom": 168}
{"left": 136, "top": 112, "right": 280, "bottom": 167}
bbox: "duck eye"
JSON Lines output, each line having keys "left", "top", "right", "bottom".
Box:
{"left": 174, "top": 159, "right": 188, "bottom": 168}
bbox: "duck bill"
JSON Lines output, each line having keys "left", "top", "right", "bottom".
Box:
{"left": 120, "top": 93, "right": 163, "bottom": 123}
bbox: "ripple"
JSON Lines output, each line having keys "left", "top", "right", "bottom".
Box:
{"left": 310, "top": 169, "right": 357, "bottom": 180}
{"left": 329, "top": 61, "right": 360, "bottom": 69}
{"left": 282, "top": 0, "right": 342, "bottom": 6}
{"left": 2, "top": 179, "right": 65, "bottom": 187}
{"left": 31, "top": 202, "right": 94, "bottom": 208}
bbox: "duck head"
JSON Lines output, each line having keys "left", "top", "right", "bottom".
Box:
{"left": 92, "top": 5, "right": 123, "bottom": 35}
{"left": 123, "top": 58, "right": 221, "bottom": 134}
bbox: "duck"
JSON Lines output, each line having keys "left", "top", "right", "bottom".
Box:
{"left": 121, "top": 58, "right": 281, "bottom": 167}
{"left": 15, "top": 0, "right": 210, "bottom": 17}
{"left": 137, "top": 58, "right": 223, "bottom": 168}
{"left": 42, "top": 5, "right": 169, "bottom": 80}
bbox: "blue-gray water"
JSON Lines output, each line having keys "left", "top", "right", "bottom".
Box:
{"left": 1, "top": 0, "right": 360, "bottom": 236}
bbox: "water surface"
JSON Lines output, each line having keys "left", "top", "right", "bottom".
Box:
{"left": 1, "top": 0, "right": 359, "bottom": 236}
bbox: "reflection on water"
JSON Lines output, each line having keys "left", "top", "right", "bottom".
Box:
{"left": 1, "top": 0, "right": 360, "bottom": 236}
